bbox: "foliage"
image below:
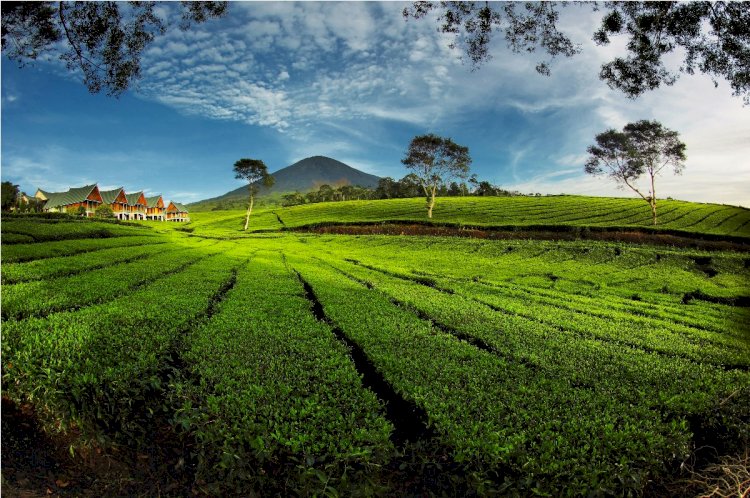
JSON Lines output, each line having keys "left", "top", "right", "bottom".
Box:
{"left": 3, "top": 247, "right": 239, "bottom": 448}
{"left": 210, "top": 196, "right": 749, "bottom": 239}
{"left": 585, "top": 120, "right": 686, "bottom": 225}
{"left": 238, "top": 175, "right": 516, "bottom": 209}
{"left": 470, "top": 177, "right": 516, "bottom": 196}
{"left": 233, "top": 158, "right": 274, "bottom": 194}
{"left": 594, "top": 2, "right": 750, "bottom": 104}
{"left": 15, "top": 194, "right": 45, "bottom": 213}
{"left": 1, "top": 242, "right": 168, "bottom": 284}
{"left": 95, "top": 205, "right": 114, "bottom": 218}
{"left": 1, "top": 208, "right": 748, "bottom": 495}
{"left": 1, "top": 218, "right": 142, "bottom": 243}
{"left": 179, "top": 254, "right": 393, "bottom": 494}
{"left": 0, "top": 234, "right": 159, "bottom": 263}
{"left": 404, "top": 1, "right": 750, "bottom": 103}
{"left": 403, "top": 1, "right": 579, "bottom": 74}
{"left": 1, "top": 1, "right": 227, "bottom": 96}
{"left": 1, "top": 181, "right": 20, "bottom": 211}
{"left": 2, "top": 244, "right": 213, "bottom": 321}
{"left": 294, "top": 244, "right": 748, "bottom": 495}
{"left": 281, "top": 192, "right": 306, "bottom": 207}
{"left": 402, "top": 134, "right": 471, "bottom": 218}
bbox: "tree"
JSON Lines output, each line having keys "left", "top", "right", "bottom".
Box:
{"left": 474, "top": 180, "right": 499, "bottom": 196}
{"left": 397, "top": 173, "right": 426, "bottom": 198}
{"left": 1, "top": 2, "right": 227, "bottom": 97}
{"left": 76, "top": 205, "right": 87, "bottom": 216}
{"left": 339, "top": 185, "right": 358, "bottom": 201}
{"left": 1, "top": 181, "right": 19, "bottom": 211}
{"left": 594, "top": 2, "right": 750, "bottom": 103}
{"left": 95, "top": 205, "right": 114, "bottom": 218}
{"left": 447, "top": 181, "right": 469, "bottom": 196}
{"left": 281, "top": 192, "right": 305, "bottom": 207}
{"left": 403, "top": 2, "right": 579, "bottom": 75}
{"left": 233, "top": 158, "right": 275, "bottom": 230}
{"left": 584, "top": 120, "right": 686, "bottom": 225}
{"left": 402, "top": 134, "right": 471, "bottom": 218}
{"left": 403, "top": 2, "right": 750, "bottom": 104}
{"left": 375, "top": 177, "right": 399, "bottom": 199}
{"left": 317, "top": 184, "right": 335, "bottom": 202}
{"left": 17, "top": 192, "right": 44, "bottom": 213}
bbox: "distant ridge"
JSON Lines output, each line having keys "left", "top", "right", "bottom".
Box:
{"left": 192, "top": 156, "right": 380, "bottom": 207}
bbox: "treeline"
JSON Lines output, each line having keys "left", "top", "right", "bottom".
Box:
{"left": 281, "top": 174, "right": 534, "bottom": 207}
{"left": 1, "top": 181, "right": 45, "bottom": 213}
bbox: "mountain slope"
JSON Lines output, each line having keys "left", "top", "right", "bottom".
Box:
{"left": 193, "top": 156, "right": 381, "bottom": 208}
{"left": 268, "top": 156, "right": 381, "bottom": 192}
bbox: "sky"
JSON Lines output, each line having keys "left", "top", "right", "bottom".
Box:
{"left": 2, "top": 2, "right": 749, "bottom": 206}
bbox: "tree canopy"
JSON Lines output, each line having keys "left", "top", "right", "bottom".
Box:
{"left": 402, "top": 134, "right": 471, "bottom": 218}
{"left": 95, "top": 205, "right": 115, "bottom": 218}
{"left": 585, "top": 120, "right": 686, "bottom": 224}
{"left": 1, "top": 181, "right": 20, "bottom": 211}
{"left": 404, "top": 1, "right": 750, "bottom": 103}
{"left": 1, "top": 1, "right": 227, "bottom": 96}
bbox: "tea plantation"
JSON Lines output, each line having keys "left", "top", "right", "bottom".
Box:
{"left": 2, "top": 197, "right": 748, "bottom": 496}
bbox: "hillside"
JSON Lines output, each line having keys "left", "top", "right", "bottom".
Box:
{"left": 191, "top": 156, "right": 381, "bottom": 210}
{"left": 2, "top": 211, "right": 748, "bottom": 496}
{"left": 184, "top": 196, "right": 750, "bottom": 241}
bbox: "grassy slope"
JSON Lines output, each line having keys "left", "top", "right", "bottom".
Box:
{"left": 2, "top": 209, "right": 749, "bottom": 495}
{"left": 183, "top": 196, "right": 750, "bottom": 239}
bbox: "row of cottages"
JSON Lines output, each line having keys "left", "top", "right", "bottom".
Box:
{"left": 34, "top": 184, "right": 190, "bottom": 222}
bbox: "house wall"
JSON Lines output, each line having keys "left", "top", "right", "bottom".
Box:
{"left": 146, "top": 207, "right": 165, "bottom": 221}
{"left": 59, "top": 201, "right": 100, "bottom": 217}
{"left": 166, "top": 212, "right": 189, "bottom": 222}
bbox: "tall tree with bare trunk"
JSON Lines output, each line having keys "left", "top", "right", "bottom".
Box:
{"left": 585, "top": 120, "right": 686, "bottom": 225}
{"left": 233, "top": 158, "right": 274, "bottom": 231}
{"left": 402, "top": 134, "right": 471, "bottom": 219}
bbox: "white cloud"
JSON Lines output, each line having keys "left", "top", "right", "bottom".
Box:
{"left": 136, "top": 2, "right": 464, "bottom": 132}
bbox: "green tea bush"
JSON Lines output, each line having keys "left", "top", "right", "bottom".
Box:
{"left": 2, "top": 253, "right": 239, "bottom": 447}
{"left": 178, "top": 253, "right": 393, "bottom": 495}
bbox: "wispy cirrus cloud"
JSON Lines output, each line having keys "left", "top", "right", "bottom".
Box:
{"left": 136, "top": 2, "right": 460, "bottom": 135}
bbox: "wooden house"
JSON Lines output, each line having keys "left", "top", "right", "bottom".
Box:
{"left": 35, "top": 184, "right": 103, "bottom": 217}
{"left": 145, "top": 195, "right": 166, "bottom": 221}
{"left": 166, "top": 201, "right": 190, "bottom": 222}
{"left": 100, "top": 187, "right": 129, "bottom": 220}
{"left": 125, "top": 191, "right": 148, "bottom": 220}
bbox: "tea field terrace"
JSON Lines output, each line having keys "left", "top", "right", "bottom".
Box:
{"left": 1, "top": 209, "right": 749, "bottom": 496}
{"left": 187, "top": 195, "right": 750, "bottom": 244}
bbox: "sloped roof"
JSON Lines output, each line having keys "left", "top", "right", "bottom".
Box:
{"left": 100, "top": 187, "right": 125, "bottom": 204}
{"left": 43, "top": 184, "right": 99, "bottom": 209}
{"left": 167, "top": 202, "right": 189, "bottom": 213}
{"left": 35, "top": 189, "right": 54, "bottom": 200}
{"left": 145, "top": 195, "right": 163, "bottom": 208}
{"left": 125, "top": 192, "right": 146, "bottom": 205}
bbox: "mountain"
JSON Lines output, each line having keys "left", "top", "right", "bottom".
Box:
{"left": 191, "top": 156, "right": 381, "bottom": 209}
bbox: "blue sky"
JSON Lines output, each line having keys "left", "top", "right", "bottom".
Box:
{"left": 2, "top": 2, "right": 749, "bottom": 206}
